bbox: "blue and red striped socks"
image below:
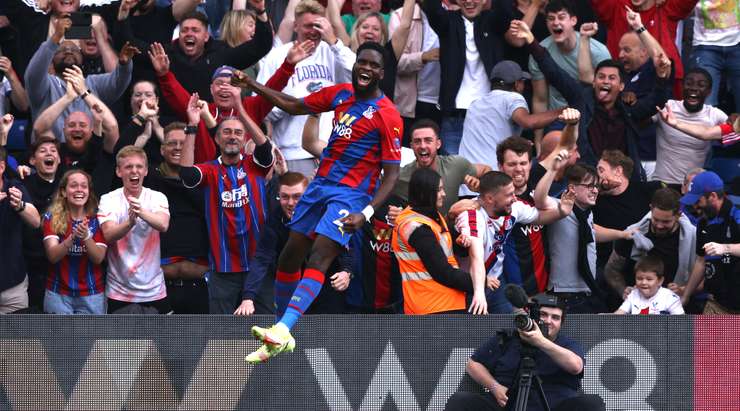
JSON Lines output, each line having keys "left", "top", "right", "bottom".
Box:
{"left": 279, "top": 268, "right": 325, "bottom": 330}
{"left": 274, "top": 269, "right": 301, "bottom": 319}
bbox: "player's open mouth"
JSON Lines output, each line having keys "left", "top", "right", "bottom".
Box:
{"left": 357, "top": 73, "right": 372, "bottom": 87}
{"left": 597, "top": 85, "right": 611, "bottom": 100}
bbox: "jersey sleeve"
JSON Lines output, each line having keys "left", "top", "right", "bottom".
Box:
{"left": 455, "top": 209, "right": 483, "bottom": 239}
{"left": 666, "top": 291, "right": 685, "bottom": 315}
{"left": 151, "top": 190, "right": 170, "bottom": 215}
{"left": 97, "top": 193, "right": 118, "bottom": 225}
{"left": 617, "top": 294, "right": 632, "bottom": 314}
{"left": 378, "top": 108, "right": 403, "bottom": 164}
{"left": 302, "top": 84, "right": 346, "bottom": 114}
{"left": 42, "top": 213, "right": 59, "bottom": 241}
{"left": 512, "top": 200, "right": 539, "bottom": 225}
{"left": 190, "top": 163, "right": 215, "bottom": 188}
{"left": 91, "top": 221, "right": 107, "bottom": 247}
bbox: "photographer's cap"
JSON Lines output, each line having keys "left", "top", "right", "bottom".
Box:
{"left": 490, "top": 60, "right": 531, "bottom": 84}
{"left": 532, "top": 293, "right": 562, "bottom": 309}
{"left": 680, "top": 171, "right": 724, "bottom": 205}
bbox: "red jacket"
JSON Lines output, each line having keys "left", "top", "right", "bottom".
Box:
{"left": 158, "top": 60, "right": 296, "bottom": 163}
{"left": 590, "top": 0, "right": 696, "bottom": 87}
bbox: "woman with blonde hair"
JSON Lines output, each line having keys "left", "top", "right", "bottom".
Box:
{"left": 349, "top": 12, "right": 388, "bottom": 52}
{"left": 219, "top": 9, "right": 258, "bottom": 48}
{"left": 42, "top": 170, "right": 107, "bottom": 314}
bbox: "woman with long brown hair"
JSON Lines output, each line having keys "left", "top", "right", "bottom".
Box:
{"left": 42, "top": 170, "right": 107, "bottom": 314}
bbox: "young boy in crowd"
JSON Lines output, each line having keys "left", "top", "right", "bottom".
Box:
{"left": 614, "top": 255, "right": 683, "bottom": 315}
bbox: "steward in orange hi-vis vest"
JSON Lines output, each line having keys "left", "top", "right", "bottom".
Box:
{"left": 392, "top": 207, "right": 466, "bottom": 314}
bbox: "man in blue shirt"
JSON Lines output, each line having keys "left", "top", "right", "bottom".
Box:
{"left": 446, "top": 293, "right": 605, "bottom": 410}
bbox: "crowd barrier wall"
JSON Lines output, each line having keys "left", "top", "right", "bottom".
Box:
{"left": 1, "top": 315, "right": 738, "bottom": 410}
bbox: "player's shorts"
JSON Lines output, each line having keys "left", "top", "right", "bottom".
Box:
{"left": 289, "top": 178, "right": 372, "bottom": 246}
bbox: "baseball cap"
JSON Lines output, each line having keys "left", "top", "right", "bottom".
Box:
{"left": 680, "top": 171, "right": 724, "bottom": 205}
{"left": 490, "top": 60, "right": 532, "bottom": 83}
{"left": 212, "top": 65, "right": 236, "bottom": 82}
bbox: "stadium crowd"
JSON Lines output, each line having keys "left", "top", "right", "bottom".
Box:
{"left": 0, "top": 0, "right": 739, "bottom": 318}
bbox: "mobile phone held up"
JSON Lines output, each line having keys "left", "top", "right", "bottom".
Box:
{"left": 66, "top": 12, "right": 93, "bottom": 40}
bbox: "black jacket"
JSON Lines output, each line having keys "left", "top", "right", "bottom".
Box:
{"left": 422, "top": 0, "right": 513, "bottom": 112}
{"left": 527, "top": 41, "right": 671, "bottom": 181}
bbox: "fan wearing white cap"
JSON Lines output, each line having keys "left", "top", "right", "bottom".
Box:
{"left": 458, "top": 60, "right": 563, "bottom": 197}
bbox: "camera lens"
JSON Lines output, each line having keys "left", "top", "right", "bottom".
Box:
{"left": 514, "top": 313, "right": 535, "bottom": 332}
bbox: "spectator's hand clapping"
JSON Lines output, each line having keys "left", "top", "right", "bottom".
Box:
{"left": 72, "top": 219, "right": 90, "bottom": 241}
{"left": 62, "top": 65, "right": 86, "bottom": 95}
{"left": 138, "top": 98, "right": 159, "bottom": 120}
{"left": 148, "top": 42, "right": 170, "bottom": 77}
{"left": 625, "top": 6, "right": 643, "bottom": 31}
{"left": 330, "top": 271, "right": 351, "bottom": 291}
{"left": 313, "top": 16, "right": 337, "bottom": 45}
{"left": 579, "top": 22, "right": 598, "bottom": 38}
{"left": 286, "top": 40, "right": 317, "bottom": 65}
{"left": 558, "top": 107, "right": 581, "bottom": 124}
{"left": 128, "top": 196, "right": 142, "bottom": 217}
{"left": 118, "top": 42, "right": 141, "bottom": 65}
{"left": 233, "top": 299, "right": 255, "bottom": 315}
{"left": 509, "top": 20, "right": 534, "bottom": 45}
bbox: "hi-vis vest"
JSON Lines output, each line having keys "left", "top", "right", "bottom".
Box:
{"left": 391, "top": 207, "right": 466, "bottom": 315}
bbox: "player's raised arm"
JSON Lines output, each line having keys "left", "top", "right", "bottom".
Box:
{"left": 231, "top": 71, "right": 311, "bottom": 115}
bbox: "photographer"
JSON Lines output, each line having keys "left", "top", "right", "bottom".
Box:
{"left": 445, "top": 294, "right": 604, "bottom": 411}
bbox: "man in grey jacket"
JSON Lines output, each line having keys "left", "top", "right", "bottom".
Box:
{"left": 24, "top": 15, "right": 133, "bottom": 142}
{"left": 604, "top": 187, "right": 696, "bottom": 301}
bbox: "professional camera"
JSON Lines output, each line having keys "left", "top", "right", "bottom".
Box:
{"left": 506, "top": 285, "right": 561, "bottom": 338}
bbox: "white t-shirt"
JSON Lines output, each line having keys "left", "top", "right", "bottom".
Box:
{"left": 257, "top": 40, "right": 355, "bottom": 161}
{"left": 653, "top": 100, "right": 728, "bottom": 184}
{"left": 417, "top": 12, "right": 441, "bottom": 105}
{"left": 454, "top": 17, "right": 490, "bottom": 110}
{"left": 619, "top": 287, "right": 684, "bottom": 315}
{"left": 97, "top": 187, "right": 169, "bottom": 303}
{"left": 455, "top": 200, "right": 539, "bottom": 279}
{"left": 692, "top": 2, "right": 740, "bottom": 47}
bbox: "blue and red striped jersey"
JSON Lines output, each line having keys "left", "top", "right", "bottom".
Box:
{"left": 303, "top": 84, "right": 403, "bottom": 194}
{"left": 42, "top": 214, "right": 107, "bottom": 297}
{"left": 192, "top": 155, "right": 271, "bottom": 273}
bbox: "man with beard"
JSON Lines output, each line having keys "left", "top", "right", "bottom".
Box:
{"left": 233, "top": 42, "right": 402, "bottom": 362}
{"left": 150, "top": 40, "right": 315, "bottom": 164}
{"left": 179, "top": 96, "right": 273, "bottom": 315}
{"left": 593, "top": 150, "right": 662, "bottom": 267}
{"left": 146, "top": 122, "right": 209, "bottom": 314}
{"left": 32, "top": 65, "right": 120, "bottom": 194}
{"left": 393, "top": 119, "right": 489, "bottom": 214}
{"left": 538, "top": 162, "right": 633, "bottom": 313}
{"left": 604, "top": 188, "right": 696, "bottom": 308}
{"left": 652, "top": 68, "right": 729, "bottom": 186}
{"left": 680, "top": 171, "right": 740, "bottom": 314}
{"left": 510, "top": 19, "right": 672, "bottom": 181}
{"left": 24, "top": 16, "right": 134, "bottom": 142}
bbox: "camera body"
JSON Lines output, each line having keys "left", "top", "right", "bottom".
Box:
{"left": 513, "top": 301, "right": 548, "bottom": 338}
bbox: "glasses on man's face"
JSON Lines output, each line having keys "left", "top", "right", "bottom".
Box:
{"left": 574, "top": 183, "right": 599, "bottom": 191}
{"left": 58, "top": 46, "right": 81, "bottom": 54}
